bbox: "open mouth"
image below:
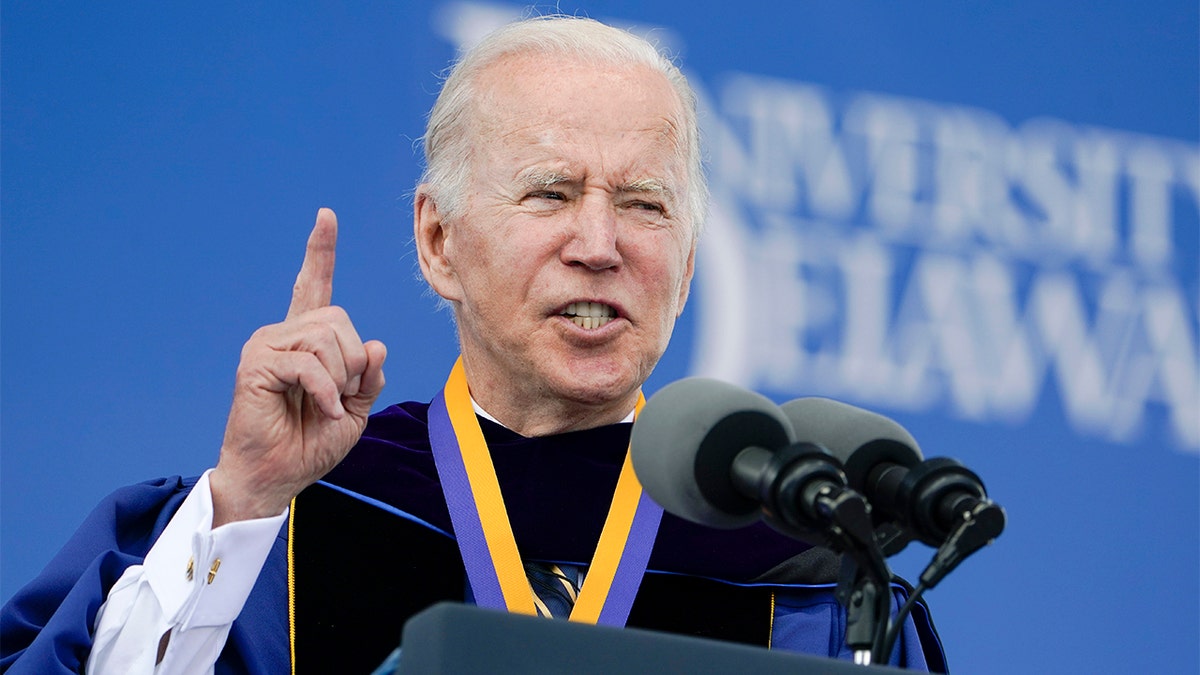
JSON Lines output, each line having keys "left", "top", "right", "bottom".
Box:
{"left": 561, "top": 301, "right": 617, "bottom": 330}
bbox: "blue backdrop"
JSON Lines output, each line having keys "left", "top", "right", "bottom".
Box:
{"left": 3, "top": 2, "right": 1197, "bottom": 673}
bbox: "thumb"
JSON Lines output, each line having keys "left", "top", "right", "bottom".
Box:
{"left": 346, "top": 340, "right": 387, "bottom": 416}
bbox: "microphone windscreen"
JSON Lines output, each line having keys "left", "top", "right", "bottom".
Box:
{"left": 632, "top": 378, "right": 793, "bottom": 529}
{"left": 778, "top": 397, "right": 922, "bottom": 490}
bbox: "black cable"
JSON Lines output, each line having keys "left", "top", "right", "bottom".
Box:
{"left": 877, "top": 498, "right": 1005, "bottom": 660}
{"left": 879, "top": 579, "right": 928, "bottom": 662}
{"left": 873, "top": 576, "right": 892, "bottom": 658}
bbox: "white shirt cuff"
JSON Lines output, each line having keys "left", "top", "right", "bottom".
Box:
{"left": 143, "top": 470, "right": 288, "bottom": 630}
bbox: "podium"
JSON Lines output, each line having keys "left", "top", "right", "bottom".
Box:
{"left": 398, "top": 602, "right": 910, "bottom": 674}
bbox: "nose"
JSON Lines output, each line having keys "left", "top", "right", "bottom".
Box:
{"left": 561, "top": 197, "right": 621, "bottom": 271}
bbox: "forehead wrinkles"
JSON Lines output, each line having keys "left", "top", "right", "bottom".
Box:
{"left": 472, "top": 129, "right": 687, "bottom": 203}
{"left": 495, "top": 119, "right": 688, "bottom": 196}
{"left": 479, "top": 107, "right": 684, "bottom": 155}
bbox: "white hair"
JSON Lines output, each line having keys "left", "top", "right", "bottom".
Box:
{"left": 420, "top": 15, "right": 708, "bottom": 234}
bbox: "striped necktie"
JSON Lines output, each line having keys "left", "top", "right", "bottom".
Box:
{"left": 525, "top": 562, "right": 586, "bottom": 619}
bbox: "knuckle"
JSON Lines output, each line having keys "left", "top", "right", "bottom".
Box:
{"left": 245, "top": 325, "right": 271, "bottom": 346}
{"left": 239, "top": 340, "right": 266, "bottom": 364}
{"left": 346, "top": 345, "right": 369, "bottom": 371}
{"left": 233, "top": 355, "right": 266, "bottom": 385}
{"left": 290, "top": 317, "right": 335, "bottom": 348}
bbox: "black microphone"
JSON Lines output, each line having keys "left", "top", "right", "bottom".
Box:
{"left": 631, "top": 381, "right": 899, "bottom": 664}
{"left": 779, "top": 398, "right": 1005, "bottom": 551}
{"left": 630, "top": 378, "right": 865, "bottom": 547}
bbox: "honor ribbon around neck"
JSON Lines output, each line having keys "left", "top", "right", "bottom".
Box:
{"left": 428, "top": 357, "right": 663, "bottom": 626}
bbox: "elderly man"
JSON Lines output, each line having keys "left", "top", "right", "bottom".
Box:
{"left": 1, "top": 16, "right": 943, "bottom": 674}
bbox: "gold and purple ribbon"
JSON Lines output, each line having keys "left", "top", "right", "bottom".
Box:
{"left": 428, "top": 357, "right": 662, "bottom": 626}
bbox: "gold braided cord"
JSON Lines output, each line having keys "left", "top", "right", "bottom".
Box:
{"left": 287, "top": 497, "right": 298, "bottom": 675}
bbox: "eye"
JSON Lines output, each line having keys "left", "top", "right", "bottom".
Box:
{"left": 522, "top": 191, "right": 569, "bottom": 211}
{"left": 627, "top": 200, "right": 664, "bottom": 213}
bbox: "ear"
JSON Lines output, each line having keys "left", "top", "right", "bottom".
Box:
{"left": 675, "top": 239, "right": 697, "bottom": 317}
{"left": 414, "top": 185, "right": 464, "bottom": 302}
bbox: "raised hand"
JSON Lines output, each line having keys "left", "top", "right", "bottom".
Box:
{"left": 209, "top": 208, "right": 387, "bottom": 527}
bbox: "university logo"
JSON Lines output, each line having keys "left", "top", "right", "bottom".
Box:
{"left": 693, "top": 75, "right": 1199, "bottom": 451}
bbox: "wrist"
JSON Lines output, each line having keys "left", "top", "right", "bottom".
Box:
{"left": 208, "top": 467, "right": 292, "bottom": 528}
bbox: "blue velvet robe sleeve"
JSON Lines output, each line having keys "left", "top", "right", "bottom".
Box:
{"left": 0, "top": 477, "right": 197, "bottom": 674}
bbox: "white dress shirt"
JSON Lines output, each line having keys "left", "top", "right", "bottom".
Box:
{"left": 87, "top": 471, "right": 284, "bottom": 674}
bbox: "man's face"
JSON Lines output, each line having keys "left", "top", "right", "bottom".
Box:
{"left": 422, "top": 53, "right": 697, "bottom": 432}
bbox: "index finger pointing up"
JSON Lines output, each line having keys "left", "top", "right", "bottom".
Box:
{"left": 287, "top": 208, "right": 338, "bottom": 320}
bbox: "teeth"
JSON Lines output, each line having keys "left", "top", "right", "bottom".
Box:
{"left": 563, "top": 302, "right": 616, "bottom": 329}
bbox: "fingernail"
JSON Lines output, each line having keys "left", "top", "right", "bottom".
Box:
{"left": 346, "top": 375, "right": 362, "bottom": 398}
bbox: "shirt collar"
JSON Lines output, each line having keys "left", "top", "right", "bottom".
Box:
{"left": 470, "top": 395, "right": 635, "bottom": 428}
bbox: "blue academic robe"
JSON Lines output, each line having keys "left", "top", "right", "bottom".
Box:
{"left": 1, "top": 402, "right": 946, "bottom": 674}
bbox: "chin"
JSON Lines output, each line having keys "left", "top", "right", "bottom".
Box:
{"left": 544, "top": 359, "right": 641, "bottom": 407}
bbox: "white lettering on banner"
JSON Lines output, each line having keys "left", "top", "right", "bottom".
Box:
{"left": 433, "top": 5, "right": 1199, "bottom": 451}
{"left": 694, "top": 74, "right": 1199, "bottom": 451}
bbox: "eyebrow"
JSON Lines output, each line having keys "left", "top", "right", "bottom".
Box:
{"left": 619, "top": 178, "right": 674, "bottom": 198}
{"left": 514, "top": 169, "right": 676, "bottom": 199}
{"left": 516, "top": 168, "right": 574, "bottom": 190}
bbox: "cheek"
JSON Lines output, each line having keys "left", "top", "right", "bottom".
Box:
{"left": 450, "top": 217, "right": 513, "bottom": 274}
{"left": 637, "top": 251, "right": 692, "bottom": 324}
{"left": 654, "top": 238, "right": 694, "bottom": 294}
{"left": 458, "top": 232, "right": 551, "bottom": 309}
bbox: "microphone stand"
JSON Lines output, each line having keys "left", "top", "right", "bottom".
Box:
{"left": 732, "top": 442, "right": 895, "bottom": 665}
{"left": 812, "top": 488, "right": 892, "bottom": 665}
